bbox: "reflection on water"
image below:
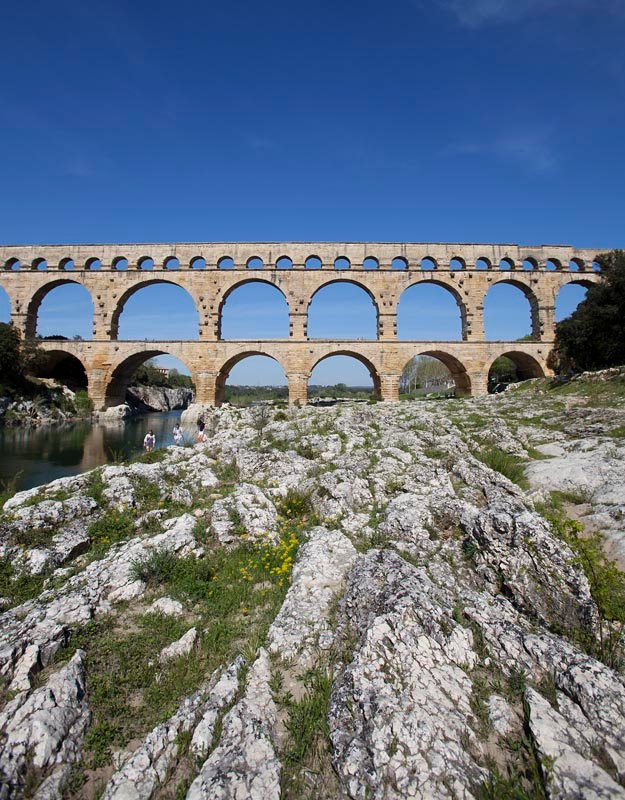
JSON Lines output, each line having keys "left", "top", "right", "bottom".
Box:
{"left": 0, "top": 411, "right": 186, "bottom": 493}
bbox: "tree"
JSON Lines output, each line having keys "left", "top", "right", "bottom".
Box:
{"left": 551, "top": 250, "right": 625, "bottom": 373}
{"left": 0, "top": 323, "right": 22, "bottom": 384}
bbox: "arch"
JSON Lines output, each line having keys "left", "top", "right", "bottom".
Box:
{"left": 164, "top": 257, "right": 180, "bottom": 270}
{"left": 305, "top": 255, "right": 322, "bottom": 270}
{"left": 276, "top": 255, "right": 293, "bottom": 270}
{"left": 111, "top": 280, "right": 200, "bottom": 340}
{"left": 397, "top": 280, "right": 466, "bottom": 341}
{"left": 487, "top": 351, "right": 544, "bottom": 393}
{"left": 215, "top": 352, "right": 288, "bottom": 406}
{"left": 138, "top": 256, "right": 154, "bottom": 270}
{"left": 401, "top": 351, "right": 471, "bottom": 396}
{"left": 5, "top": 258, "right": 20, "bottom": 271}
{"left": 569, "top": 258, "right": 584, "bottom": 272}
{"left": 32, "top": 258, "right": 48, "bottom": 271}
{"left": 334, "top": 256, "right": 350, "bottom": 271}
{"left": 0, "top": 286, "right": 11, "bottom": 321}
{"left": 307, "top": 280, "right": 379, "bottom": 339}
{"left": 392, "top": 257, "right": 408, "bottom": 270}
{"left": 86, "top": 257, "right": 102, "bottom": 270}
{"left": 592, "top": 261, "right": 602, "bottom": 272}
{"left": 246, "top": 256, "right": 264, "bottom": 270}
{"left": 308, "top": 351, "right": 381, "bottom": 401}
{"left": 522, "top": 258, "right": 538, "bottom": 271}
{"left": 499, "top": 257, "right": 515, "bottom": 271}
{"left": 218, "top": 256, "right": 235, "bottom": 270}
{"left": 219, "top": 280, "right": 290, "bottom": 339}
{"left": 106, "top": 350, "right": 197, "bottom": 408}
{"left": 34, "top": 349, "right": 89, "bottom": 391}
{"left": 476, "top": 257, "right": 491, "bottom": 270}
{"left": 449, "top": 257, "right": 465, "bottom": 271}
{"left": 545, "top": 258, "right": 561, "bottom": 271}
{"left": 362, "top": 257, "right": 378, "bottom": 270}
{"left": 420, "top": 257, "right": 437, "bottom": 271}
{"left": 26, "top": 280, "right": 94, "bottom": 339}
{"left": 191, "top": 256, "right": 206, "bottom": 269}
{"left": 556, "top": 282, "right": 590, "bottom": 322}
{"left": 486, "top": 279, "right": 540, "bottom": 340}
{"left": 60, "top": 258, "right": 75, "bottom": 271}
{"left": 113, "top": 257, "right": 128, "bottom": 271}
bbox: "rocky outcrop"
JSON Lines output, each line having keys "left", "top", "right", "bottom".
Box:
{"left": 127, "top": 385, "right": 194, "bottom": 413}
{"left": 1, "top": 386, "right": 625, "bottom": 799}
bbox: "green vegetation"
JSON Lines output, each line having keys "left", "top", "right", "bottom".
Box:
{"left": 476, "top": 447, "right": 529, "bottom": 490}
{"left": 0, "top": 557, "right": 47, "bottom": 608}
{"left": 277, "top": 488, "right": 314, "bottom": 520}
{"left": 88, "top": 509, "right": 136, "bottom": 556}
{"left": 132, "top": 361, "right": 194, "bottom": 390}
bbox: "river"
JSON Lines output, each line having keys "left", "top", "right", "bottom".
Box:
{"left": 0, "top": 411, "right": 186, "bottom": 493}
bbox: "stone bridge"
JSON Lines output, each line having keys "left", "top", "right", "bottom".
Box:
{"left": 0, "top": 241, "right": 606, "bottom": 408}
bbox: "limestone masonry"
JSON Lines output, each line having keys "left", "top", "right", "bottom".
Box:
{"left": 0, "top": 241, "right": 606, "bottom": 408}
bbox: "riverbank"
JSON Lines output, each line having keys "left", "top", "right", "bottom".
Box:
{"left": 1, "top": 375, "right": 624, "bottom": 798}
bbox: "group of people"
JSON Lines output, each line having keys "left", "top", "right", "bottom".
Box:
{"left": 142, "top": 420, "right": 208, "bottom": 452}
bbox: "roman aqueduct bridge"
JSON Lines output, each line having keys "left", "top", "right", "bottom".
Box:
{"left": 0, "top": 241, "right": 605, "bottom": 408}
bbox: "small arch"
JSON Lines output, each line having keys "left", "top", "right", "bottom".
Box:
{"left": 485, "top": 280, "right": 540, "bottom": 340}
{"left": 334, "top": 256, "right": 350, "bottom": 271}
{"left": 34, "top": 350, "right": 89, "bottom": 392}
{"left": 106, "top": 350, "right": 197, "bottom": 408}
{"left": 568, "top": 258, "right": 584, "bottom": 272}
{"left": 476, "top": 257, "right": 491, "bottom": 270}
{"left": 164, "top": 257, "right": 180, "bottom": 270}
{"left": 545, "top": 259, "right": 561, "bottom": 271}
{"left": 86, "top": 257, "right": 102, "bottom": 270}
{"left": 218, "top": 256, "right": 235, "bottom": 270}
{"left": 60, "top": 258, "right": 75, "bottom": 271}
{"left": 487, "top": 351, "right": 544, "bottom": 393}
{"left": 522, "top": 258, "right": 537, "bottom": 271}
{"left": 362, "top": 257, "right": 378, "bottom": 270}
{"left": 499, "top": 257, "right": 515, "bottom": 271}
{"left": 247, "top": 256, "right": 264, "bottom": 270}
{"left": 138, "top": 257, "right": 154, "bottom": 271}
{"left": 32, "top": 258, "right": 48, "bottom": 271}
{"left": 397, "top": 281, "right": 466, "bottom": 341}
{"left": 420, "top": 257, "right": 437, "bottom": 271}
{"left": 5, "top": 258, "right": 21, "bottom": 271}
{"left": 305, "top": 255, "right": 322, "bottom": 270}
{"left": 191, "top": 256, "right": 206, "bottom": 270}
{"left": 400, "top": 351, "right": 470, "bottom": 397}
{"left": 215, "top": 352, "right": 288, "bottom": 406}
{"left": 392, "top": 257, "right": 408, "bottom": 270}
{"left": 276, "top": 256, "right": 293, "bottom": 270}
{"left": 308, "top": 352, "right": 381, "bottom": 402}
{"left": 449, "top": 257, "right": 465, "bottom": 271}
{"left": 219, "top": 280, "right": 290, "bottom": 339}
{"left": 112, "top": 281, "right": 200, "bottom": 340}
{"left": 113, "top": 257, "right": 129, "bottom": 271}
{"left": 592, "top": 261, "right": 602, "bottom": 272}
{"left": 307, "top": 281, "right": 378, "bottom": 339}
{"left": 29, "top": 280, "right": 94, "bottom": 339}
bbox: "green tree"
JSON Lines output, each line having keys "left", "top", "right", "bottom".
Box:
{"left": 0, "top": 323, "right": 22, "bottom": 384}
{"left": 551, "top": 250, "right": 625, "bottom": 373}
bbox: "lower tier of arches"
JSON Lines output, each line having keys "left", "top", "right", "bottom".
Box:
{"left": 33, "top": 339, "right": 552, "bottom": 410}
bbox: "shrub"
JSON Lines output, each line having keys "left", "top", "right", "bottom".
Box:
{"left": 277, "top": 489, "right": 313, "bottom": 520}
{"left": 88, "top": 509, "right": 135, "bottom": 553}
{"left": 477, "top": 447, "right": 528, "bottom": 490}
{"left": 130, "top": 548, "right": 178, "bottom": 585}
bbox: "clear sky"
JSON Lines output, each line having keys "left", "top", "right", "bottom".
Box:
{"left": 1, "top": 0, "right": 623, "bottom": 384}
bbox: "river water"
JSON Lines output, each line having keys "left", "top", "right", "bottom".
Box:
{"left": 0, "top": 411, "right": 186, "bottom": 493}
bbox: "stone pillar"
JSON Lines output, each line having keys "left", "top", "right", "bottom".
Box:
{"left": 92, "top": 311, "right": 110, "bottom": 340}
{"left": 538, "top": 302, "right": 556, "bottom": 341}
{"left": 465, "top": 303, "right": 485, "bottom": 341}
{"left": 10, "top": 310, "right": 29, "bottom": 337}
{"left": 198, "top": 313, "right": 219, "bottom": 341}
{"left": 288, "top": 373, "right": 308, "bottom": 405}
{"left": 289, "top": 312, "right": 307, "bottom": 340}
{"left": 195, "top": 372, "right": 218, "bottom": 405}
{"left": 378, "top": 312, "right": 397, "bottom": 340}
{"left": 380, "top": 374, "right": 399, "bottom": 402}
{"left": 87, "top": 369, "right": 110, "bottom": 411}
{"left": 468, "top": 370, "right": 489, "bottom": 397}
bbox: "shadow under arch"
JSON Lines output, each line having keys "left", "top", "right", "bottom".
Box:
{"left": 110, "top": 279, "right": 200, "bottom": 340}
{"left": 488, "top": 350, "right": 545, "bottom": 392}
{"left": 215, "top": 351, "right": 288, "bottom": 406}
{"left": 307, "top": 350, "right": 382, "bottom": 400}
{"left": 407, "top": 350, "right": 472, "bottom": 395}
{"left": 307, "top": 279, "right": 379, "bottom": 339}
{"left": 218, "top": 278, "right": 290, "bottom": 340}
{"left": 397, "top": 279, "right": 468, "bottom": 341}
{"left": 34, "top": 349, "right": 89, "bottom": 391}
{"left": 105, "top": 349, "right": 197, "bottom": 408}
{"left": 25, "top": 279, "right": 94, "bottom": 339}
{"left": 487, "top": 278, "right": 541, "bottom": 339}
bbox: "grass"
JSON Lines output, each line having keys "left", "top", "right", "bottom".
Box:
{"left": 277, "top": 489, "right": 314, "bottom": 520}
{"left": 87, "top": 509, "right": 136, "bottom": 556}
{"left": 608, "top": 425, "right": 625, "bottom": 438}
{"left": 476, "top": 447, "right": 529, "bottom": 490}
{"left": 0, "top": 557, "right": 47, "bottom": 609}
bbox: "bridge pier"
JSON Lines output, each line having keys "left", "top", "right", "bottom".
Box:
{"left": 380, "top": 374, "right": 399, "bottom": 402}
{"left": 288, "top": 373, "right": 308, "bottom": 405}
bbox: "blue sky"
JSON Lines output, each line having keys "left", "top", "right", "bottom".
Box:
{"left": 0, "top": 0, "right": 623, "bottom": 384}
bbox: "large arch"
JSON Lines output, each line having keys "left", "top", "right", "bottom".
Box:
{"left": 215, "top": 352, "right": 288, "bottom": 406}
{"left": 487, "top": 350, "right": 545, "bottom": 393}
{"left": 485, "top": 279, "right": 540, "bottom": 340}
{"left": 307, "top": 281, "right": 379, "bottom": 339}
{"left": 397, "top": 281, "right": 467, "bottom": 341}
{"left": 0, "top": 286, "right": 10, "bottom": 322}
{"left": 111, "top": 280, "right": 200, "bottom": 340}
{"left": 218, "top": 280, "right": 290, "bottom": 340}
{"left": 402, "top": 350, "right": 471, "bottom": 396}
{"left": 556, "top": 281, "right": 591, "bottom": 322}
{"left": 26, "top": 280, "right": 94, "bottom": 339}
{"left": 307, "top": 351, "right": 381, "bottom": 400}
{"left": 32, "top": 349, "right": 89, "bottom": 391}
{"left": 105, "top": 350, "right": 197, "bottom": 408}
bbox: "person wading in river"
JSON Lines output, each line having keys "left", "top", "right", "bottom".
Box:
{"left": 143, "top": 430, "right": 156, "bottom": 452}
{"left": 173, "top": 423, "right": 184, "bottom": 445}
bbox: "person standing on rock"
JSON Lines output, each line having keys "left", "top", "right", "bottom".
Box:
{"left": 143, "top": 429, "right": 156, "bottom": 452}
{"left": 173, "top": 423, "right": 183, "bottom": 445}
{"left": 197, "top": 419, "right": 207, "bottom": 443}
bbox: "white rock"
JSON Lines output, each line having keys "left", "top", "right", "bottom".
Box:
{"left": 159, "top": 627, "right": 197, "bottom": 663}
